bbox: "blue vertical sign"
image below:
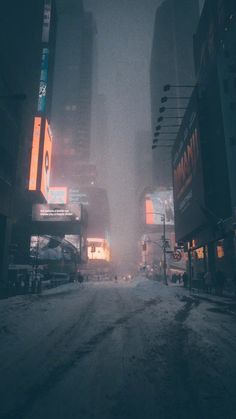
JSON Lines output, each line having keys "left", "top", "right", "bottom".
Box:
{"left": 37, "top": 48, "right": 49, "bottom": 113}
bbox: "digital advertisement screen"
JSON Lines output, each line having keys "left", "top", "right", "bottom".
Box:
{"left": 32, "top": 204, "right": 81, "bottom": 222}
{"left": 40, "top": 120, "right": 52, "bottom": 202}
{"left": 145, "top": 189, "right": 174, "bottom": 225}
{"left": 172, "top": 89, "right": 205, "bottom": 240}
{"left": 38, "top": 48, "right": 49, "bottom": 113}
{"left": 28, "top": 117, "right": 42, "bottom": 191}
{"left": 87, "top": 238, "right": 111, "bottom": 262}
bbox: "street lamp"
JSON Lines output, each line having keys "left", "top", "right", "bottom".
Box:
{"left": 146, "top": 212, "right": 168, "bottom": 285}
{"left": 157, "top": 124, "right": 181, "bottom": 128}
{"left": 161, "top": 96, "right": 190, "bottom": 103}
{"left": 160, "top": 106, "right": 187, "bottom": 113}
{"left": 158, "top": 116, "right": 183, "bottom": 122}
{"left": 163, "top": 84, "right": 195, "bottom": 92}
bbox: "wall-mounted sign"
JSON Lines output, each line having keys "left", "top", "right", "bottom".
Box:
{"left": 28, "top": 117, "right": 52, "bottom": 202}
{"left": 38, "top": 48, "right": 49, "bottom": 113}
{"left": 32, "top": 204, "right": 81, "bottom": 222}
{"left": 29, "top": 117, "right": 42, "bottom": 191}
{"left": 145, "top": 188, "right": 174, "bottom": 225}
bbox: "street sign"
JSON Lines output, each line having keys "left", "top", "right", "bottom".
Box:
{"left": 172, "top": 250, "right": 182, "bottom": 261}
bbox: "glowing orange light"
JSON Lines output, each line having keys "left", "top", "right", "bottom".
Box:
{"left": 87, "top": 238, "right": 111, "bottom": 262}
{"left": 29, "top": 117, "right": 42, "bottom": 190}
{"left": 146, "top": 199, "right": 154, "bottom": 224}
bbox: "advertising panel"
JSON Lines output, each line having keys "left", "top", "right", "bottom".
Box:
{"left": 32, "top": 204, "right": 81, "bottom": 222}
{"left": 145, "top": 189, "right": 174, "bottom": 225}
{"left": 87, "top": 238, "right": 111, "bottom": 262}
{"left": 40, "top": 120, "right": 52, "bottom": 201}
{"left": 37, "top": 48, "right": 49, "bottom": 113}
{"left": 29, "top": 117, "right": 42, "bottom": 191}
{"left": 172, "top": 89, "right": 205, "bottom": 240}
{"left": 48, "top": 187, "right": 68, "bottom": 204}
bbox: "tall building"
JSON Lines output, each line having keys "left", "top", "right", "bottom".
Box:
{"left": 91, "top": 94, "right": 109, "bottom": 189}
{"left": 51, "top": 0, "right": 96, "bottom": 187}
{"left": 0, "top": 0, "right": 56, "bottom": 285}
{"left": 172, "top": 0, "right": 236, "bottom": 280}
{"left": 150, "top": 0, "right": 199, "bottom": 187}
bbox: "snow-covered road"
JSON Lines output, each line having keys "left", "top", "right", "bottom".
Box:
{"left": 0, "top": 276, "right": 236, "bottom": 419}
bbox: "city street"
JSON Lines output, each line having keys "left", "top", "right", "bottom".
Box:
{"left": 0, "top": 277, "right": 236, "bottom": 419}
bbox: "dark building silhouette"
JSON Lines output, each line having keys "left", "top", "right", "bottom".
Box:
{"left": 172, "top": 0, "right": 236, "bottom": 280}
{"left": 51, "top": 0, "right": 96, "bottom": 187}
{"left": 0, "top": 0, "right": 57, "bottom": 285}
{"left": 150, "top": 0, "right": 199, "bottom": 187}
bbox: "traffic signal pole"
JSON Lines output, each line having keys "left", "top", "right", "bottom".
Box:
{"left": 162, "top": 214, "right": 168, "bottom": 285}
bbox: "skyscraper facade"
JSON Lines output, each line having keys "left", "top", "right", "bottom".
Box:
{"left": 150, "top": 0, "right": 199, "bottom": 187}
{"left": 0, "top": 0, "right": 57, "bottom": 284}
{"left": 51, "top": 0, "right": 96, "bottom": 187}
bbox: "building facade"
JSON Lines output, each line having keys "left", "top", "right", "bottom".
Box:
{"left": 0, "top": 0, "right": 56, "bottom": 285}
{"left": 51, "top": 0, "right": 96, "bottom": 188}
{"left": 150, "top": 0, "right": 199, "bottom": 187}
{"left": 172, "top": 0, "right": 236, "bottom": 282}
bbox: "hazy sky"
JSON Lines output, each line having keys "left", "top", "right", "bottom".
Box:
{"left": 83, "top": 0, "right": 164, "bottom": 266}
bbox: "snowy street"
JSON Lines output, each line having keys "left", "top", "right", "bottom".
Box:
{"left": 0, "top": 277, "right": 236, "bottom": 419}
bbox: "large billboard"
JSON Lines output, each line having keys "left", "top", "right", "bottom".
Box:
{"left": 28, "top": 117, "right": 52, "bottom": 202}
{"left": 29, "top": 117, "right": 42, "bottom": 191}
{"left": 172, "top": 89, "right": 205, "bottom": 240}
{"left": 32, "top": 204, "right": 81, "bottom": 222}
{"left": 40, "top": 120, "right": 52, "bottom": 201}
{"left": 145, "top": 189, "right": 174, "bottom": 225}
{"left": 87, "top": 238, "right": 111, "bottom": 262}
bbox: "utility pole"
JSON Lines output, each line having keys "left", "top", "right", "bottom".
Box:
{"left": 161, "top": 214, "right": 168, "bottom": 285}
{"left": 146, "top": 212, "right": 168, "bottom": 285}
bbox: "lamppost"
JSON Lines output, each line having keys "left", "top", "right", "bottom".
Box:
{"left": 146, "top": 212, "right": 168, "bottom": 285}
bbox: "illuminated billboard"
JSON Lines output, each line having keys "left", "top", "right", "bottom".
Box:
{"left": 145, "top": 189, "right": 174, "bottom": 225}
{"left": 87, "top": 238, "right": 111, "bottom": 262}
{"left": 40, "top": 120, "right": 52, "bottom": 201}
{"left": 28, "top": 117, "right": 52, "bottom": 202}
{"left": 29, "top": 117, "right": 42, "bottom": 191}
{"left": 32, "top": 204, "right": 81, "bottom": 222}
{"left": 38, "top": 48, "right": 49, "bottom": 113}
{"left": 172, "top": 89, "right": 205, "bottom": 240}
{"left": 48, "top": 187, "right": 68, "bottom": 204}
